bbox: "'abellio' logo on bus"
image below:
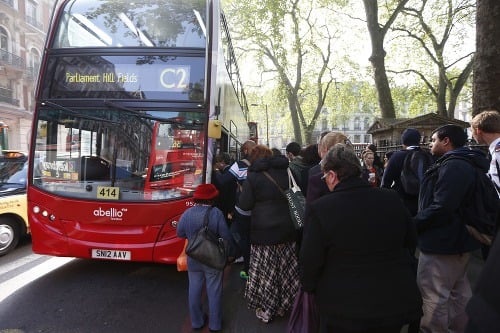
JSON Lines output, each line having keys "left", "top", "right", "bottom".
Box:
{"left": 93, "top": 207, "right": 127, "bottom": 221}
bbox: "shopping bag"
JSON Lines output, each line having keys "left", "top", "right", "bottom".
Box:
{"left": 286, "top": 290, "right": 320, "bottom": 333}
{"left": 176, "top": 239, "right": 188, "bottom": 272}
{"left": 284, "top": 168, "right": 306, "bottom": 229}
{"left": 263, "top": 168, "right": 306, "bottom": 230}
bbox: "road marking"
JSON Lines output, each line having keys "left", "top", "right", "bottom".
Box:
{"left": 0, "top": 253, "right": 46, "bottom": 275}
{"left": 0, "top": 257, "right": 75, "bottom": 303}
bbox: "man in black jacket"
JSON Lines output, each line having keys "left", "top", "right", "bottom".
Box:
{"left": 414, "top": 125, "right": 484, "bottom": 333}
{"left": 381, "top": 128, "right": 432, "bottom": 216}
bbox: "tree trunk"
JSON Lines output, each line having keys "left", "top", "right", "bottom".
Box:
{"left": 288, "top": 96, "right": 303, "bottom": 145}
{"left": 448, "top": 93, "right": 458, "bottom": 119}
{"left": 363, "top": 0, "right": 396, "bottom": 119}
{"left": 436, "top": 72, "right": 448, "bottom": 117}
{"left": 473, "top": 0, "right": 500, "bottom": 115}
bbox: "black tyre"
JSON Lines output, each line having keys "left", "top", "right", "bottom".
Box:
{"left": 0, "top": 217, "right": 20, "bottom": 256}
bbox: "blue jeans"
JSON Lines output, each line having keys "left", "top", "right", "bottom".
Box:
{"left": 188, "top": 261, "right": 224, "bottom": 331}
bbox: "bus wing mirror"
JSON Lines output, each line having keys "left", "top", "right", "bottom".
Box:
{"left": 208, "top": 120, "right": 222, "bottom": 139}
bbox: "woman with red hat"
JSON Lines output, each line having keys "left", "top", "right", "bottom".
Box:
{"left": 177, "top": 183, "right": 235, "bottom": 332}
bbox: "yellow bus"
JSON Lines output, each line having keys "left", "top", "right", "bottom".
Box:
{"left": 0, "top": 151, "right": 29, "bottom": 255}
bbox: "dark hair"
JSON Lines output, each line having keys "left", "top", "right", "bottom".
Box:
{"left": 214, "top": 152, "right": 231, "bottom": 165}
{"left": 286, "top": 142, "right": 301, "bottom": 156}
{"left": 301, "top": 144, "right": 321, "bottom": 165}
{"left": 433, "top": 124, "right": 467, "bottom": 148}
{"left": 271, "top": 148, "right": 282, "bottom": 157}
{"left": 401, "top": 128, "right": 421, "bottom": 146}
{"left": 367, "top": 144, "right": 377, "bottom": 152}
{"left": 320, "top": 143, "right": 362, "bottom": 181}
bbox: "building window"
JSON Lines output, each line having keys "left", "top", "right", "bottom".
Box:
{"left": 354, "top": 117, "right": 361, "bottom": 130}
{"left": 0, "top": 27, "right": 8, "bottom": 51}
{"left": 0, "top": 27, "right": 8, "bottom": 61}
{"left": 30, "top": 47, "right": 41, "bottom": 75}
{"left": 26, "top": 1, "right": 42, "bottom": 29}
{"left": 321, "top": 118, "right": 328, "bottom": 131}
{"left": 364, "top": 117, "right": 370, "bottom": 130}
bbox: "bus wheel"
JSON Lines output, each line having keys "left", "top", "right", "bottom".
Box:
{"left": 0, "top": 217, "right": 20, "bottom": 256}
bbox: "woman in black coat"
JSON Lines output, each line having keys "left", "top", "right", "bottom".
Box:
{"left": 300, "top": 144, "right": 422, "bottom": 333}
{"left": 238, "top": 145, "right": 300, "bottom": 324}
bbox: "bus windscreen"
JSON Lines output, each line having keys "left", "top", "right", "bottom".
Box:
{"left": 53, "top": 0, "right": 206, "bottom": 48}
{"left": 33, "top": 107, "right": 205, "bottom": 201}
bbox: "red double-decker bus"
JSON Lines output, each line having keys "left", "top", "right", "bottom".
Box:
{"left": 28, "top": 0, "right": 250, "bottom": 263}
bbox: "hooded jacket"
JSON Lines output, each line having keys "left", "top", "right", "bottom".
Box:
{"left": 414, "top": 147, "right": 484, "bottom": 254}
{"left": 238, "top": 155, "right": 297, "bottom": 245}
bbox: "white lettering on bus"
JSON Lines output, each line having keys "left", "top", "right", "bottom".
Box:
{"left": 93, "top": 207, "right": 126, "bottom": 219}
{"left": 160, "top": 67, "right": 189, "bottom": 90}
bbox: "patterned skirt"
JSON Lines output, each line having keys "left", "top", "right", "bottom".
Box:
{"left": 244, "top": 242, "right": 300, "bottom": 317}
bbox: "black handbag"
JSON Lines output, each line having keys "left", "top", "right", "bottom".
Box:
{"left": 185, "top": 207, "right": 228, "bottom": 270}
{"left": 264, "top": 168, "right": 306, "bottom": 229}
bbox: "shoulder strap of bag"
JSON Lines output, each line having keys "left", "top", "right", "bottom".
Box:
{"left": 287, "top": 167, "right": 300, "bottom": 190}
{"left": 494, "top": 159, "right": 500, "bottom": 194}
{"left": 202, "top": 206, "right": 213, "bottom": 227}
{"left": 263, "top": 171, "right": 284, "bottom": 193}
{"left": 202, "top": 206, "right": 222, "bottom": 236}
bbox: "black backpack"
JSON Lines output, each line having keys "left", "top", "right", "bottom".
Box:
{"left": 400, "top": 149, "right": 434, "bottom": 196}
{"left": 446, "top": 156, "right": 500, "bottom": 245}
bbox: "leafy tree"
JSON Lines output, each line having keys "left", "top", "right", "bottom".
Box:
{"left": 224, "top": 0, "right": 345, "bottom": 145}
{"left": 324, "top": 79, "right": 379, "bottom": 127}
{"left": 391, "top": 0, "right": 475, "bottom": 118}
{"left": 473, "top": 0, "right": 500, "bottom": 115}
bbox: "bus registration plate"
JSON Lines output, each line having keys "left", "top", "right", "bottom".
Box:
{"left": 91, "top": 249, "right": 131, "bottom": 261}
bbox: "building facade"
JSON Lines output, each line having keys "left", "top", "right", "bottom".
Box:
{"left": 0, "top": 0, "right": 55, "bottom": 151}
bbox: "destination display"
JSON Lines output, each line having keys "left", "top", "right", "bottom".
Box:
{"left": 43, "top": 55, "right": 205, "bottom": 100}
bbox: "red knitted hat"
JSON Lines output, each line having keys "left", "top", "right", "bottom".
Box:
{"left": 193, "top": 184, "right": 219, "bottom": 200}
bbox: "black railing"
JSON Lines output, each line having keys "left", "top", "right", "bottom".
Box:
{"left": 26, "top": 15, "right": 44, "bottom": 30}
{"left": 1, "top": 0, "right": 14, "bottom": 8}
{"left": 0, "top": 94, "right": 20, "bottom": 106}
{"left": 24, "top": 66, "right": 39, "bottom": 80}
{"left": 0, "top": 49, "right": 25, "bottom": 70}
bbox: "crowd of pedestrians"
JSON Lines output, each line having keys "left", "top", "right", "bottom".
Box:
{"left": 177, "top": 109, "right": 500, "bottom": 333}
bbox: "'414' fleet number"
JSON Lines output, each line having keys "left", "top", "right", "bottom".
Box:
{"left": 97, "top": 186, "right": 120, "bottom": 200}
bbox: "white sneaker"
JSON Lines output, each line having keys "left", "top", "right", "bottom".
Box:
{"left": 233, "top": 256, "right": 244, "bottom": 263}
{"left": 255, "top": 308, "right": 271, "bottom": 323}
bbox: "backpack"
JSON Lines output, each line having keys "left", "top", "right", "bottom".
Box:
{"left": 444, "top": 156, "right": 500, "bottom": 246}
{"left": 400, "top": 149, "right": 434, "bottom": 196}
